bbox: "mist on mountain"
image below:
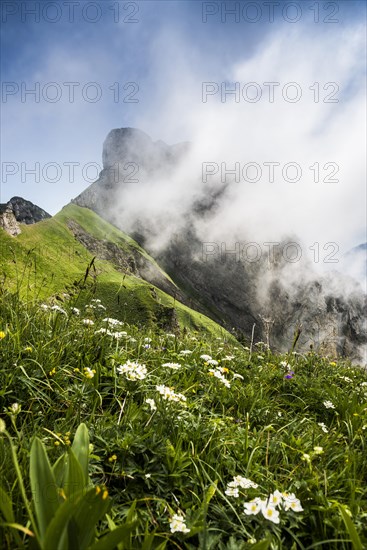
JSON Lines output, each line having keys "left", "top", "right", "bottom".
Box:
{"left": 72, "top": 127, "right": 367, "bottom": 363}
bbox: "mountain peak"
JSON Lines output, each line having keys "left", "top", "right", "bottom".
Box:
{"left": 101, "top": 127, "right": 190, "bottom": 170}
{"left": 72, "top": 127, "right": 190, "bottom": 215}
{"left": 0, "top": 196, "right": 51, "bottom": 236}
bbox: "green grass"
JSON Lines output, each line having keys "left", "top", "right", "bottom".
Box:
{"left": 55, "top": 204, "right": 175, "bottom": 284}
{"left": 0, "top": 288, "right": 366, "bottom": 549}
{"left": 0, "top": 205, "right": 232, "bottom": 340}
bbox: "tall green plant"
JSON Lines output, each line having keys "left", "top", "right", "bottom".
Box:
{"left": 0, "top": 423, "right": 137, "bottom": 549}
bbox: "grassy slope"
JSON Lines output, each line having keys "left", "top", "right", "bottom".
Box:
{"left": 55, "top": 204, "right": 176, "bottom": 284}
{"left": 0, "top": 292, "right": 366, "bottom": 549}
{"left": 0, "top": 205, "right": 232, "bottom": 339}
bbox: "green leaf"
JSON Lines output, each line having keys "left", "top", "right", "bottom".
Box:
{"left": 105, "top": 515, "right": 124, "bottom": 550}
{"left": 70, "top": 486, "right": 111, "bottom": 550}
{"left": 251, "top": 540, "right": 270, "bottom": 550}
{"left": 337, "top": 505, "right": 363, "bottom": 550}
{"left": 0, "top": 487, "right": 25, "bottom": 547}
{"left": 71, "top": 424, "right": 90, "bottom": 486}
{"left": 44, "top": 486, "right": 111, "bottom": 550}
{"left": 0, "top": 521, "right": 35, "bottom": 538}
{"left": 105, "top": 514, "right": 117, "bottom": 531}
{"left": 89, "top": 521, "right": 138, "bottom": 550}
{"left": 53, "top": 454, "right": 67, "bottom": 488}
{"left": 43, "top": 495, "right": 80, "bottom": 550}
{"left": 30, "top": 438, "right": 61, "bottom": 540}
{"left": 126, "top": 500, "right": 137, "bottom": 524}
{"left": 141, "top": 532, "right": 154, "bottom": 550}
{"left": 64, "top": 448, "right": 86, "bottom": 500}
{"left": 0, "top": 485, "right": 15, "bottom": 523}
{"left": 204, "top": 481, "right": 217, "bottom": 505}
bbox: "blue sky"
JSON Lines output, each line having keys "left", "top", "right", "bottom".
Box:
{"left": 0, "top": 0, "right": 366, "bottom": 253}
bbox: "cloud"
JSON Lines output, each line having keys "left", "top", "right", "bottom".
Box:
{"left": 2, "top": 3, "right": 365, "bottom": 260}
{"left": 110, "top": 21, "right": 366, "bottom": 264}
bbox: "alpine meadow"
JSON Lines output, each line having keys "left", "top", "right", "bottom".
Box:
{"left": 1, "top": 1, "right": 366, "bottom": 549}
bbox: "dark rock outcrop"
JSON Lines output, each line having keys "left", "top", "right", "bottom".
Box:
{"left": 8, "top": 196, "right": 51, "bottom": 224}
{"left": 0, "top": 197, "right": 51, "bottom": 236}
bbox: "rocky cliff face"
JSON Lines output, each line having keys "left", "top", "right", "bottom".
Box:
{"left": 8, "top": 196, "right": 51, "bottom": 224}
{"left": 72, "top": 128, "right": 367, "bottom": 362}
{"left": 0, "top": 197, "right": 51, "bottom": 236}
{"left": 0, "top": 203, "right": 21, "bottom": 236}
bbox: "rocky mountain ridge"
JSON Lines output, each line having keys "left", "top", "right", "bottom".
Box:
{"left": 71, "top": 128, "right": 367, "bottom": 362}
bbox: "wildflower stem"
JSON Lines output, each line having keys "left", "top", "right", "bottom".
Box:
{"left": 3, "top": 431, "right": 40, "bottom": 542}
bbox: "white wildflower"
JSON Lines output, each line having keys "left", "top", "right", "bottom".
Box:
{"left": 83, "top": 319, "right": 94, "bottom": 326}
{"left": 323, "top": 400, "right": 335, "bottom": 409}
{"left": 243, "top": 498, "right": 262, "bottom": 515}
{"left": 145, "top": 398, "right": 157, "bottom": 411}
{"left": 50, "top": 305, "right": 67, "bottom": 315}
{"left": 156, "top": 385, "right": 186, "bottom": 403}
{"left": 282, "top": 493, "right": 303, "bottom": 512}
{"left": 84, "top": 367, "right": 95, "bottom": 379}
{"left": 10, "top": 403, "right": 20, "bottom": 414}
{"left": 232, "top": 475, "right": 258, "bottom": 489}
{"left": 339, "top": 376, "right": 352, "bottom": 383}
{"left": 225, "top": 486, "right": 239, "bottom": 498}
{"left": 318, "top": 422, "right": 329, "bottom": 433}
{"left": 112, "top": 331, "right": 127, "bottom": 339}
{"left": 208, "top": 369, "right": 231, "bottom": 388}
{"left": 268, "top": 490, "right": 283, "bottom": 508}
{"left": 117, "top": 360, "right": 147, "bottom": 381}
{"left": 261, "top": 502, "right": 280, "bottom": 523}
{"left": 169, "top": 513, "right": 190, "bottom": 534}
{"left": 103, "top": 317, "right": 123, "bottom": 327}
{"left": 162, "top": 362, "right": 181, "bottom": 370}
{"left": 95, "top": 328, "right": 111, "bottom": 335}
